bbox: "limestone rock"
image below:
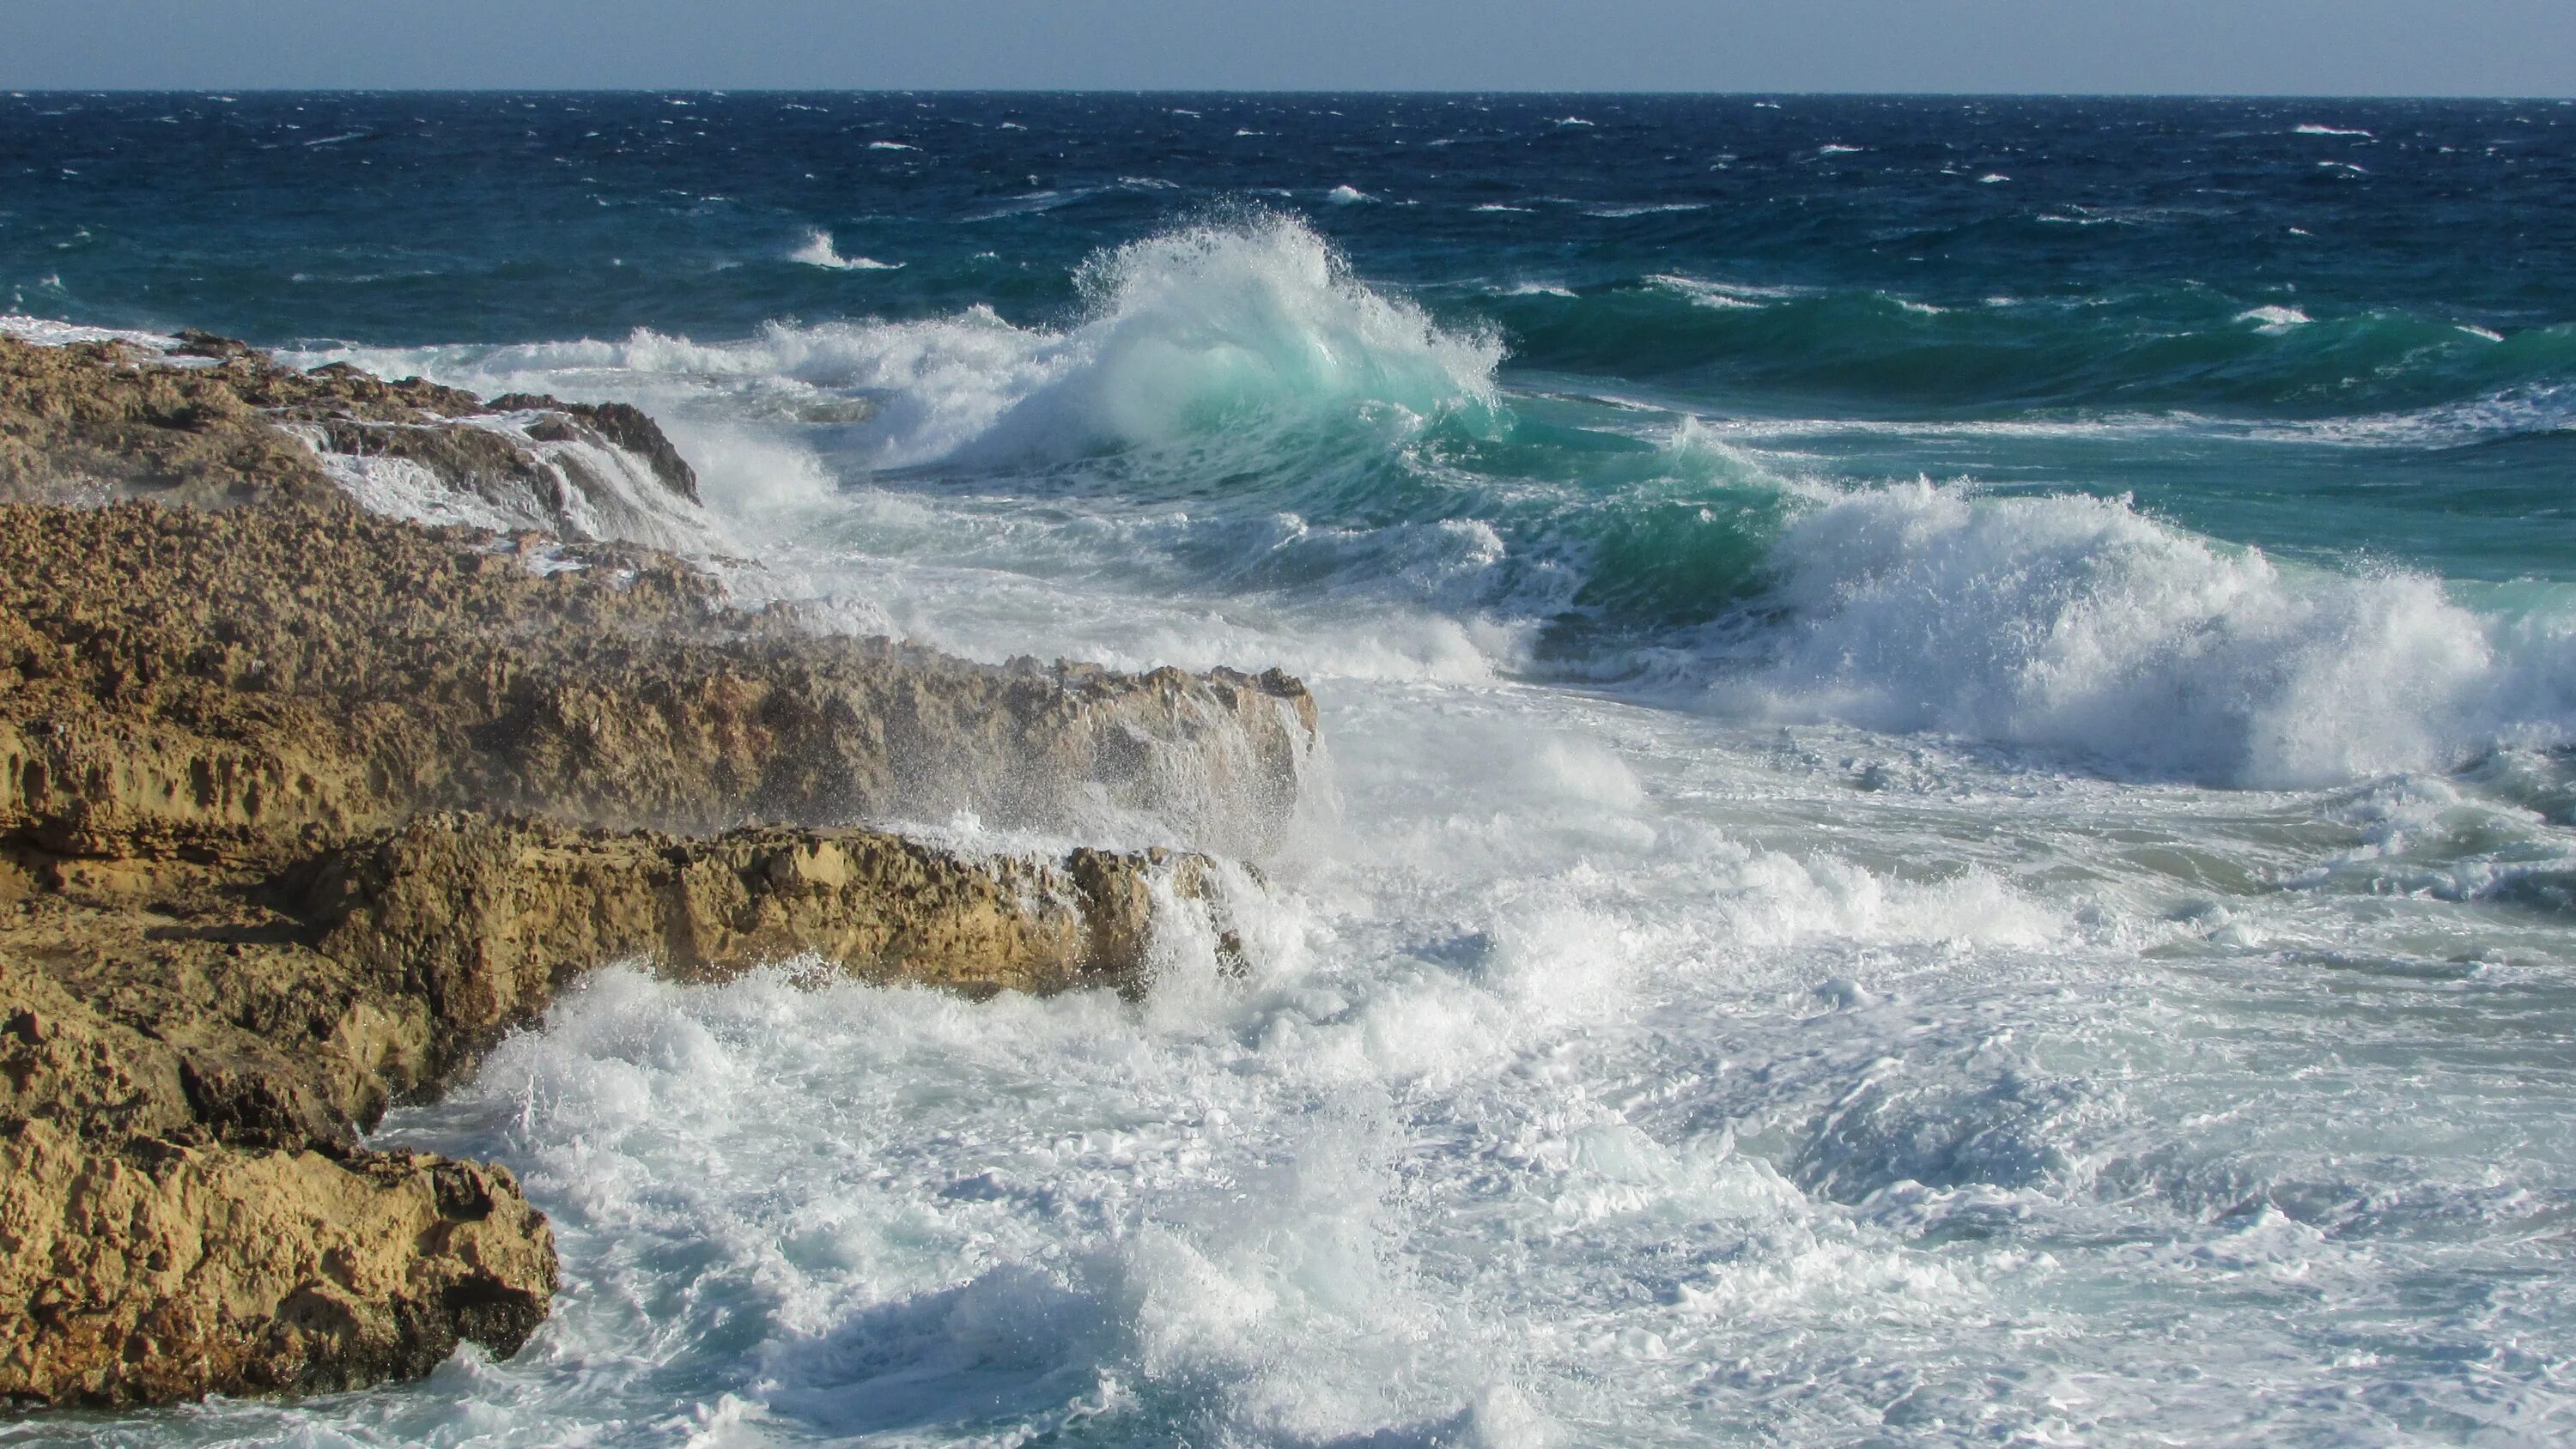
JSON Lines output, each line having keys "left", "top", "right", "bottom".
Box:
{"left": 0, "top": 329, "right": 1309, "bottom": 1411}
{"left": 0, "top": 1119, "right": 555, "bottom": 1407}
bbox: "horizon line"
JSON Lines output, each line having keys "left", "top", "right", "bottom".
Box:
{"left": 5, "top": 87, "right": 2572, "bottom": 102}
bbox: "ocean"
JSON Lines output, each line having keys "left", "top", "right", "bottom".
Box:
{"left": 6, "top": 92, "right": 2575, "bottom": 1445}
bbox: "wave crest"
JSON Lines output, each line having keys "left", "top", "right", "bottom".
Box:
{"left": 398, "top": 214, "right": 1499, "bottom": 473}
{"left": 1722, "top": 482, "right": 2575, "bottom": 785}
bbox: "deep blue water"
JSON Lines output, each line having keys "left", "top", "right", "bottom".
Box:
{"left": 6, "top": 94, "right": 2573, "bottom": 588}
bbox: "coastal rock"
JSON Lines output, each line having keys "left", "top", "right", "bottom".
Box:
{"left": 0, "top": 944, "right": 553, "bottom": 1407}
{"left": 0, "top": 331, "right": 1313, "bottom": 1410}
{"left": 308, "top": 813, "right": 1226, "bottom": 1086}
{"left": 0, "top": 1120, "right": 555, "bottom": 1408}
{"left": 0, "top": 494, "right": 1317, "bottom": 862}
{"left": 0, "top": 331, "right": 703, "bottom": 544}
{"left": 0, "top": 811, "right": 1218, "bottom": 1406}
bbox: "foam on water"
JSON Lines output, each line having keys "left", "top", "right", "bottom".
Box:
{"left": 50, "top": 663, "right": 2576, "bottom": 1446}
{"left": 281, "top": 233, "right": 2576, "bottom": 791}
{"left": 789, "top": 229, "right": 902, "bottom": 271}
{"left": 276, "top": 412, "right": 726, "bottom": 555}
{"left": 14, "top": 96, "right": 2576, "bottom": 1445}
{"left": 1713, "top": 480, "right": 2576, "bottom": 786}
{"left": 306, "top": 214, "right": 1498, "bottom": 477}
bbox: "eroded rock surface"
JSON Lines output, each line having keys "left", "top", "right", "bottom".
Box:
{"left": 0, "top": 331, "right": 1311, "bottom": 1409}
{"left": 0, "top": 330, "right": 699, "bottom": 543}
{"left": 0, "top": 487, "right": 1315, "bottom": 864}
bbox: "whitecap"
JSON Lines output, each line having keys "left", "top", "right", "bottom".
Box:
{"left": 1646, "top": 274, "right": 1806, "bottom": 309}
{"left": 1583, "top": 202, "right": 1708, "bottom": 218}
{"left": 790, "top": 228, "right": 902, "bottom": 271}
{"left": 1714, "top": 481, "right": 2576, "bottom": 786}
{"left": 1326, "top": 185, "right": 1376, "bottom": 205}
{"left": 963, "top": 188, "right": 1094, "bottom": 221}
{"left": 0, "top": 314, "right": 175, "bottom": 349}
{"left": 2295, "top": 123, "right": 2374, "bottom": 137}
{"left": 337, "top": 214, "right": 1500, "bottom": 481}
{"left": 2236, "top": 304, "right": 2311, "bottom": 330}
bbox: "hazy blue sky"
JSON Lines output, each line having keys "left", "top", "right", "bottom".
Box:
{"left": 6, "top": 0, "right": 2570, "bottom": 94}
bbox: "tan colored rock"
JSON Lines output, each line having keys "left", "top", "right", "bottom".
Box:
{"left": 0, "top": 1119, "right": 555, "bottom": 1407}
{"left": 0, "top": 330, "right": 1310, "bottom": 1410}
{"left": 307, "top": 813, "right": 1223, "bottom": 1084}
{"left": 0, "top": 494, "right": 1315, "bottom": 864}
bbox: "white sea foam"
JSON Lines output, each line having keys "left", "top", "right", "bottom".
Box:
{"left": 2236, "top": 304, "right": 2312, "bottom": 330}
{"left": 789, "top": 228, "right": 902, "bottom": 270}
{"left": 286, "top": 434, "right": 531, "bottom": 533}
{"left": 342, "top": 215, "right": 1498, "bottom": 479}
{"left": 2245, "top": 379, "right": 2576, "bottom": 447}
{"left": 279, "top": 413, "right": 723, "bottom": 554}
{"left": 58, "top": 258, "right": 2576, "bottom": 1449}
{"left": 1645, "top": 275, "right": 1763, "bottom": 310}
{"left": 1584, "top": 202, "right": 1709, "bottom": 218}
{"left": 1326, "top": 184, "right": 1376, "bottom": 204}
{"left": 0, "top": 313, "right": 177, "bottom": 349}
{"left": 1716, "top": 481, "right": 2576, "bottom": 785}
{"left": 962, "top": 187, "right": 1095, "bottom": 221}
{"left": 2294, "top": 123, "right": 2374, "bottom": 137}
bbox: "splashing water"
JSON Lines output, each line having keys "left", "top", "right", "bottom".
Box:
{"left": 19, "top": 94, "right": 2576, "bottom": 1446}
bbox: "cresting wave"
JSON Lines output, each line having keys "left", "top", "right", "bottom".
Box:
{"left": 1710, "top": 481, "right": 2576, "bottom": 786}
{"left": 323, "top": 213, "right": 1502, "bottom": 472}
{"left": 291, "top": 216, "right": 2576, "bottom": 790}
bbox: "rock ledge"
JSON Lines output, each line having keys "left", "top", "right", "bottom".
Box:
{"left": 0, "top": 331, "right": 1312, "bottom": 1408}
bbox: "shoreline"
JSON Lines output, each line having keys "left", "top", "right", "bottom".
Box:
{"left": 0, "top": 329, "right": 1315, "bottom": 1408}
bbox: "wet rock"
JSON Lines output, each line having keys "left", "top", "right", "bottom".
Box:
{"left": 0, "top": 1119, "right": 555, "bottom": 1408}
{"left": 0, "top": 333, "right": 1314, "bottom": 1410}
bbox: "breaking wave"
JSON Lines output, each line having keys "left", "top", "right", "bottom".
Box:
{"left": 1714, "top": 482, "right": 2576, "bottom": 786}
{"left": 283, "top": 219, "right": 2576, "bottom": 789}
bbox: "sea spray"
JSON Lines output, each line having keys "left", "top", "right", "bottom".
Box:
{"left": 1715, "top": 480, "right": 2576, "bottom": 785}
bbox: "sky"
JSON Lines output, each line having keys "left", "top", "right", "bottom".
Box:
{"left": 4, "top": 0, "right": 2572, "bottom": 96}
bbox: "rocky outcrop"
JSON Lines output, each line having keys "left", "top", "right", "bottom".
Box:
{"left": 0, "top": 902, "right": 561, "bottom": 1406}
{"left": 0, "top": 330, "right": 1313, "bottom": 1410}
{"left": 1, "top": 329, "right": 702, "bottom": 545}
{"left": 0, "top": 810, "right": 1213, "bottom": 1407}
{"left": 0, "top": 1121, "right": 556, "bottom": 1408}
{"left": 0, "top": 482, "right": 1315, "bottom": 864}
{"left": 307, "top": 813, "right": 1228, "bottom": 1089}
